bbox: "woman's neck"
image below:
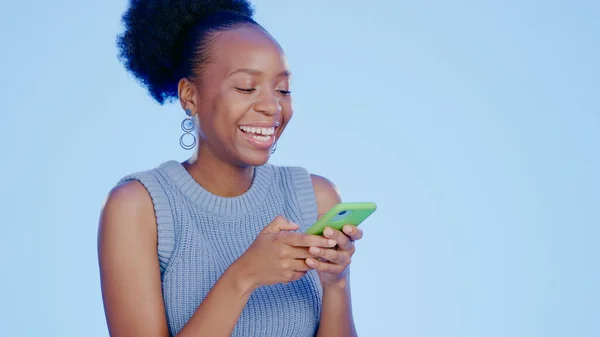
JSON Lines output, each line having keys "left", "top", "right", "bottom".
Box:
{"left": 183, "top": 145, "right": 255, "bottom": 197}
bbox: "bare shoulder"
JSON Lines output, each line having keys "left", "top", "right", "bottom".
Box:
{"left": 98, "top": 180, "right": 168, "bottom": 335}
{"left": 310, "top": 174, "right": 342, "bottom": 217}
{"left": 101, "top": 180, "right": 154, "bottom": 218}
{"left": 98, "top": 179, "right": 157, "bottom": 256}
{"left": 99, "top": 180, "right": 155, "bottom": 236}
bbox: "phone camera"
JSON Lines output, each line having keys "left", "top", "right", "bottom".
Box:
{"left": 332, "top": 209, "right": 351, "bottom": 222}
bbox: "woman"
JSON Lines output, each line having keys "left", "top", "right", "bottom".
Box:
{"left": 98, "top": 1, "right": 364, "bottom": 336}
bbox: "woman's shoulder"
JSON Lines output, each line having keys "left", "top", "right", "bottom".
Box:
{"left": 308, "top": 174, "right": 342, "bottom": 217}
{"left": 98, "top": 179, "right": 158, "bottom": 261}
{"left": 101, "top": 160, "right": 178, "bottom": 222}
{"left": 269, "top": 163, "right": 342, "bottom": 215}
{"left": 308, "top": 174, "right": 338, "bottom": 194}
{"left": 101, "top": 179, "right": 155, "bottom": 228}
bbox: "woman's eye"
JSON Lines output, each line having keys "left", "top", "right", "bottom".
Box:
{"left": 235, "top": 88, "right": 255, "bottom": 93}
{"left": 278, "top": 90, "right": 292, "bottom": 96}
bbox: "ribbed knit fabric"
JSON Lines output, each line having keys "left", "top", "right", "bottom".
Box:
{"left": 118, "top": 160, "right": 323, "bottom": 337}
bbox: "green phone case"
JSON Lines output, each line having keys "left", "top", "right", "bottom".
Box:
{"left": 305, "top": 202, "right": 377, "bottom": 235}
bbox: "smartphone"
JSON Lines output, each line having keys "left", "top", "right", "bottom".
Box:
{"left": 305, "top": 202, "right": 377, "bottom": 235}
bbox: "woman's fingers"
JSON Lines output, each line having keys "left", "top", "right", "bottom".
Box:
{"left": 308, "top": 246, "right": 350, "bottom": 265}
{"left": 305, "top": 257, "right": 346, "bottom": 274}
{"left": 342, "top": 225, "right": 363, "bottom": 242}
{"left": 323, "top": 227, "right": 353, "bottom": 251}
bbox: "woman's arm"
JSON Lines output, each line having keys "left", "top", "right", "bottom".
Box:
{"left": 318, "top": 278, "right": 357, "bottom": 337}
{"left": 97, "top": 181, "right": 255, "bottom": 337}
{"left": 310, "top": 174, "right": 359, "bottom": 337}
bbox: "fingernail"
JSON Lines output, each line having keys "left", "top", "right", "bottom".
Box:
{"left": 310, "top": 247, "right": 320, "bottom": 254}
{"left": 327, "top": 239, "right": 337, "bottom": 247}
{"left": 343, "top": 226, "right": 353, "bottom": 234}
{"left": 306, "top": 258, "right": 317, "bottom": 267}
{"left": 324, "top": 228, "right": 333, "bottom": 237}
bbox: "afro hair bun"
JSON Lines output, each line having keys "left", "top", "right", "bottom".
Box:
{"left": 117, "top": 0, "right": 256, "bottom": 104}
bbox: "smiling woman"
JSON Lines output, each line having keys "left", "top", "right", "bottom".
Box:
{"left": 97, "top": 1, "right": 363, "bottom": 336}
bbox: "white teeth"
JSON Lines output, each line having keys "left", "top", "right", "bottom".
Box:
{"left": 252, "top": 134, "right": 270, "bottom": 142}
{"left": 239, "top": 125, "right": 275, "bottom": 136}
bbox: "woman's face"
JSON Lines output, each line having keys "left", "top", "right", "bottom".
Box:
{"left": 183, "top": 24, "right": 293, "bottom": 167}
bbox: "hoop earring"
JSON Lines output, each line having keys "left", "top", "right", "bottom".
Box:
{"left": 271, "top": 141, "right": 277, "bottom": 154}
{"left": 179, "top": 109, "right": 196, "bottom": 150}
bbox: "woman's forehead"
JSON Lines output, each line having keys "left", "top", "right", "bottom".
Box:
{"left": 208, "top": 26, "right": 289, "bottom": 77}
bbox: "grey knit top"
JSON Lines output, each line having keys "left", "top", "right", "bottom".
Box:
{"left": 118, "top": 160, "right": 323, "bottom": 336}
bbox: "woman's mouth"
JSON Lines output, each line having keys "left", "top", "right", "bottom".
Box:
{"left": 238, "top": 125, "right": 277, "bottom": 149}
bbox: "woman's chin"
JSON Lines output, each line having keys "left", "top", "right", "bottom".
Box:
{"left": 238, "top": 151, "right": 271, "bottom": 167}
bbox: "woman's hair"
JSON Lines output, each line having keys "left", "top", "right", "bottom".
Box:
{"left": 116, "top": 0, "right": 259, "bottom": 105}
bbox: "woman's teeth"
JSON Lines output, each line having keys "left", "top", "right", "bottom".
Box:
{"left": 251, "top": 134, "right": 270, "bottom": 141}
{"left": 239, "top": 125, "right": 275, "bottom": 142}
{"left": 239, "top": 126, "right": 275, "bottom": 135}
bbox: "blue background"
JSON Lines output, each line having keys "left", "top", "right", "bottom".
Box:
{"left": 1, "top": 1, "right": 598, "bottom": 336}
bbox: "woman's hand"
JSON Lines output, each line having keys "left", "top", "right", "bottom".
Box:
{"left": 234, "top": 215, "right": 338, "bottom": 289}
{"left": 306, "top": 225, "right": 364, "bottom": 286}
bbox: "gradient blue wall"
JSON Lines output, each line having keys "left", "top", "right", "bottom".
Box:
{"left": 0, "top": 1, "right": 598, "bottom": 336}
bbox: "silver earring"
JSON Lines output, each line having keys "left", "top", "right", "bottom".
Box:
{"left": 179, "top": 109, "right": 196, "bottom": 150}
{"left": 271, "top": 141, "right": 277, "bottom": 154}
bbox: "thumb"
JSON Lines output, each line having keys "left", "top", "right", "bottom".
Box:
{"left": 262, "top": 215, "right": 300, "bottom": 233}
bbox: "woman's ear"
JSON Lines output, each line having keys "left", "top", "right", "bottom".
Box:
{"left": 178, "top": 77, "right": 197, "bottom": 114}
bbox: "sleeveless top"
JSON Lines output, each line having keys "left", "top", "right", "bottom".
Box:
{"left": 118, "top": 160, "right": 323, "bottom": 336}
